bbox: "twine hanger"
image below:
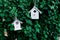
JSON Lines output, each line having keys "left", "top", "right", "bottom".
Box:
{"left": 15, "top": 16, "right": 17, "bottom": 20}
{"left": 13, "top": 12, "right": 18, "bottom": 20}
{"left": 33, "top": 0, "right": 36, "bottom": 6}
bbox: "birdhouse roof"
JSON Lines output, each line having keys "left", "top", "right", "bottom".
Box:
{"left": 29, "top": 6, "right": 42, "bottom": 14}
{"left": 12, "top": 19, "right": 22, "bottom": 24}
{"left": 13, "top": 19, "right": 20, "bottom": 23}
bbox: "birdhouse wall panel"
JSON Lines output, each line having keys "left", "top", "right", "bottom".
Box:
{"left": 31, "top": 12, "right": 39, "bottom": 19}
{"left": 14, "top": 24, "right": 21, "bottom": 30}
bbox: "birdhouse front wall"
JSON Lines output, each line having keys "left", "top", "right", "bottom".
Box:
{"left": 12, "top": 20, "right": 22, "bottom": 31}
{"left": 31, "top": 10, "right": 39, "bottom": 19}
{"left": 14, "top": 23, "right": 21, "bottom": 30}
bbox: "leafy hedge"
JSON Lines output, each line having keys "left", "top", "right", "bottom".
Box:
{"left": 0, "top": 0, "right": 60, "bottom": 40}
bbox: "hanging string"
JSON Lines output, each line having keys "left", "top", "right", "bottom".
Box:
{"left": 14, "top": 12, "right": 17, "bottom": 20}
{"left": 33, "top": 0, "right": 36, "bottom": 6}
{"left": 15, "top": 16, "right": 17, "bottom": 20}
{"left": 14, "top": 13, "right": 17, "bottom": 20}
{"left": 15, "top": 15, "right": 17, "bottom": 20}
{"left": 12, "top": 7, "right": 18, "bottom": 19}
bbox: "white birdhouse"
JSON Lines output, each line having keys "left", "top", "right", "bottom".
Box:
{"left": 12, "top": 19, "right": 23, "bottom": 31}
{"left": 29, "top": 6, "right": 42, "bottom": 19}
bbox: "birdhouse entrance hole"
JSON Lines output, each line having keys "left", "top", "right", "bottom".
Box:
{"left": 33, "top": 10, "right": 36, "bottom": 13}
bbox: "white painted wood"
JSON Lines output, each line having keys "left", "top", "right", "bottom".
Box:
{"left": 12, "top": 19, "right": 23, "bottom": 31}
{"left": 30, "top": 6, "right": 41, "bottom": 19}
{"left": 31, "top": 10, "right": 39, "bottom": 19}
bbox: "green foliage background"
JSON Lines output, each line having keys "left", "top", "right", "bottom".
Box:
{"left": 0, "top": 0, "right": 60, "bottom": 40}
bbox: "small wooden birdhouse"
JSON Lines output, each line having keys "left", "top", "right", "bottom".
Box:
{"left": 29, "top": 6, "right": 42, "bottom": 19}
{"left": 12, "top": 19, "right": 23, "bottom": 31}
